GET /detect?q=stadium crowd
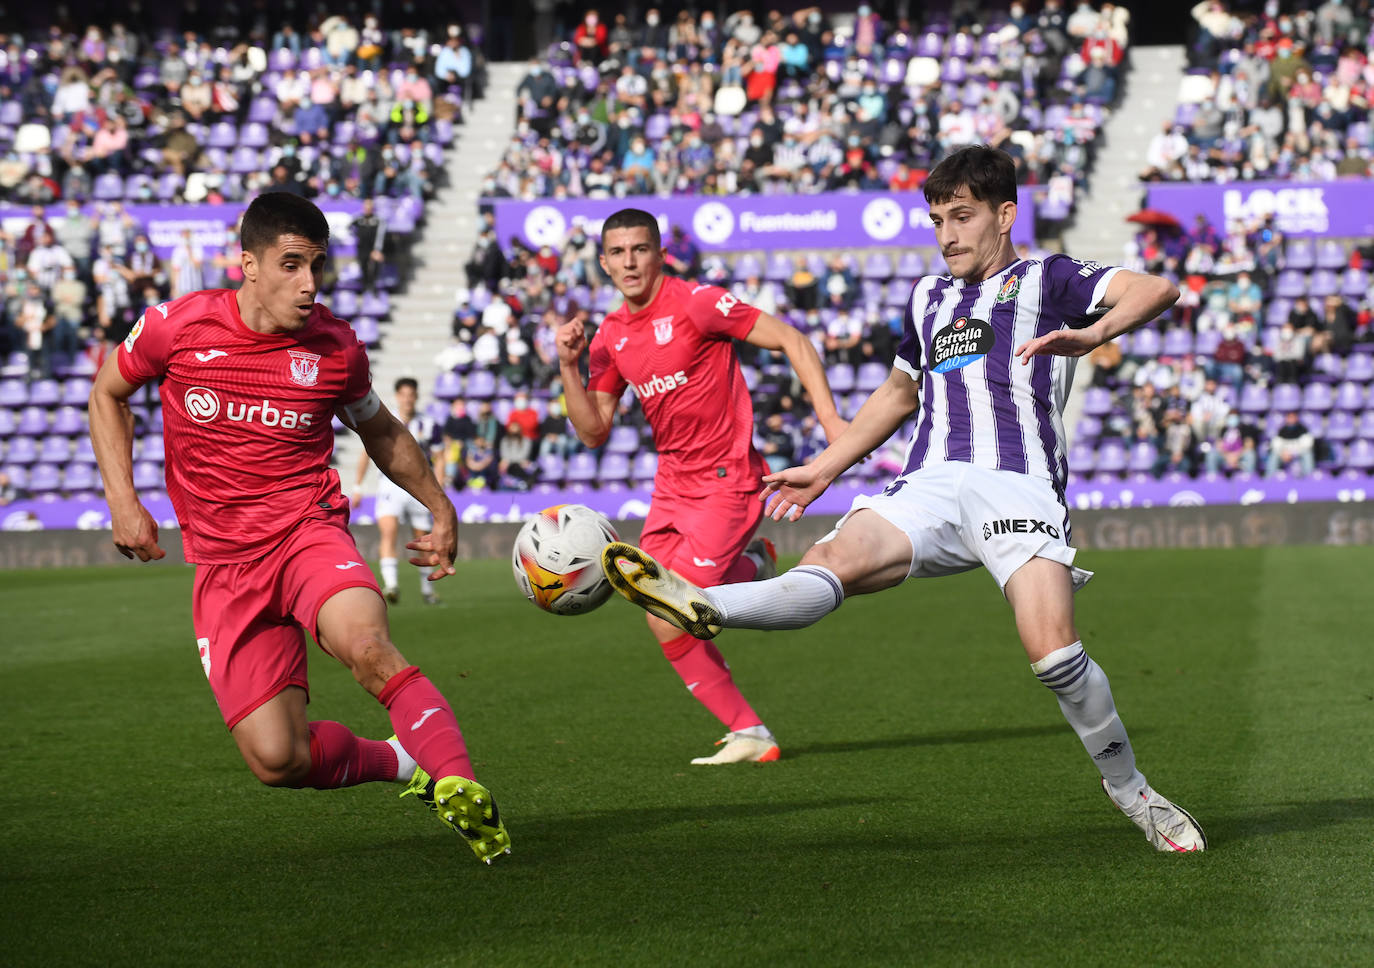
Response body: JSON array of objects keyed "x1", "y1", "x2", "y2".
[{"x1": 1142, "y1": 0, "x2": 1374, "y2": 181}]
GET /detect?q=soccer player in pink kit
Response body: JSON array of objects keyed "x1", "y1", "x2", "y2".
[
  {"x1": 556, "y1": 208, "x2": 848, "y2": 764},
  {"x1": 88, "y1": 193, "x2": 510, "y2": 863}
]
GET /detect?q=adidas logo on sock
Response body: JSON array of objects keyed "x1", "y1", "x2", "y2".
[{"x1": 1092, "y1": 740, "x2": 1126, "y2": 761}]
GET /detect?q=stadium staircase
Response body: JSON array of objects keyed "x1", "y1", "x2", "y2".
[
  {"x1": 1061, "y1": 45, "x2": 1187, "y2": 441},
  {"x1": 338, "y1": 62, "x2": 525, "y2": 486}
]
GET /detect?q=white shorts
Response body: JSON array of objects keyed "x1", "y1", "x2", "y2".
[
  {"x1": 829, "y1": 462, "x2": 1083, "y2": 592},
  {"x1": 374, "y1": 476, "x2": 433, "y2": 530}
]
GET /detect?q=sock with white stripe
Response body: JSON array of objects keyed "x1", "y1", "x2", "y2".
[
  {"x1": 705, "y1": 565, "x2": 845, "y2": 630},
  {"x1": 1031, "y1": 641, "x2": 1146, "y2": 800}
]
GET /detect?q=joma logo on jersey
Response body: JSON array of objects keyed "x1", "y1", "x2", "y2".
[
  {"x1": 982, "y1": 518, "x2": 1060, "y2": 540},
  {"x1": 634, "y1": 370, "x2": 688, "y2": 399},
  {"x1": 931, "y1": 317, "x2": 994, "y2": 373}
]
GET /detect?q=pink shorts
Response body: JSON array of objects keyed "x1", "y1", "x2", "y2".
[
  {"x1": 191, "y1": 513, "x2": 381, "y2": 729},
  {"x1": 640, "y1": 488, "x2": 763, "y2": 586}
]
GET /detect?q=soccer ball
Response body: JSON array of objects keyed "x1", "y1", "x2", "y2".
[{"x1": 512, "y1": 504, "x2": 620, "y2": 615}]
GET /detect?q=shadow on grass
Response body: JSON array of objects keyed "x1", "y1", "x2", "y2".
[
  {"x1": 786, "y1": 723, "x2": 1087, "y2": 757},
  {"x1": 1206, "y1": 797, "x2": 1374, "y2": 844}
]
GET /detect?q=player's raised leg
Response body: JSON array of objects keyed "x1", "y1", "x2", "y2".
[
  {"x1": 316, "y1": 586, "x2": 510, "y2": 862},
  {"x1": 1005, "y1": 558, "x2": 1205, "y2": 853}
]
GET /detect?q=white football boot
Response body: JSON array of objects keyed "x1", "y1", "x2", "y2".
[
  {"x1": 601, "y1": 542, "x2": 723, "y2": 639},
  {"x1": 1102, "y1": 778, "x2": 1207, "y2": 852},
  {"x1": 691, "y1": 730, "x2": 782, "y2": 765}
]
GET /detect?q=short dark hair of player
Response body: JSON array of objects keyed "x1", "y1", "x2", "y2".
[
  {"x1": 239, "y1": 192, "x2": 331, "y2": 256},
  {"x1": 600, "y1": 208, "x2": 661, "y2": 250},
  {"x1": 922, "y1": 146, "x2": 1017, "y2": 209},
  {"x1": 394, "y1": 377, "x2": 418, "y2": 393}
]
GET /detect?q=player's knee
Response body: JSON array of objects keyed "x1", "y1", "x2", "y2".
[
  {"x1": 244, "y1": 741, "x2": 311, "y2": 787},
  {"x1": 333, "y1": 629, "x2": 408, "y2": 691}
]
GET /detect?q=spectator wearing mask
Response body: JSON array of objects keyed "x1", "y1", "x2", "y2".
[{"x1": 1265, "y1": 411, "x2": 1315, "y2": 477}]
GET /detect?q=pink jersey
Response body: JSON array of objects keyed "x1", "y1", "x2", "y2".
[
  {"x1": 117, "y1": 289, "x2": 372, "y2": 564},
  {"x1": 588, "y1": 275, "x2": 764, "y2": 497}
]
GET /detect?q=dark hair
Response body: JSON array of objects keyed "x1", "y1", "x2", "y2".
[
  {"x1": 922, "y1": 146, "x2": 1018, "y2": 209},
  {"x1": 239, "y1": 192, "x2": 330, "y2": 256},
  {"x1": 394, "y1": 377, "x2": 419, "y2": 393},
  {"x1": 600, "y1": 208, "x2": 661, "y2": 250}
]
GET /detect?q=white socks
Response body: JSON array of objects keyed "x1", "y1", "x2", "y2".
[
  {"x1": 705, "y1": 565, "x2": 845, "y2": 630},
  {"x1": 379, "y1": 557, "x2": 398, "y2": 589},
  {"x1": 1032, "y1": 641, "x2": 1146, "y2": 801},
  {"x1": 387, "y1": 737, "x2": 418, "y2": 782}
]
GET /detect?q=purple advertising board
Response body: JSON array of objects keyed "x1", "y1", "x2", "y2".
[
  {"x1": 1141, "y1": 179, "x2": 1374, "y2": 238},
  {"x1": 6, "y1": 471, "x2": 1372, "y2": 532},
  {"x1": 0, "y1": 200, "x2": 368, "y2": 259},
  {"x1": 486, "y1": 188, "x2": 1037, "y2": 254}
]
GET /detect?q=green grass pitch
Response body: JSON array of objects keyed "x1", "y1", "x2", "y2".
[{"x1": 2, "y1": 545, "x2": 1373, "y2": 967}]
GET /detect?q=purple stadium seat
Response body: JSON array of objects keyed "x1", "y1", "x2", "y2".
[
  {"x1": 5, "y1": 436, "x2": 38, "y2": 464},
  {"x1": 1075, "y1": 416, "x2": 1103, "y2": 441},
  {"x1": 16, "y1": 407, "x2": 48, "y2": 436},
  {"x1": 60, "y1": 379, "x2": 90, "y2": 407},
  {"x1": 1347, "y1": 438, "x2": 1374, "y2": 471},
  {"x1": 230, "y1": 146, "x2": 262, "y2": 174},
  {"x1": 1334, "y1": 381, "x2": 1366, "y2": 411},
  {"x1": 27, "y1": 463, "x2": 61, "y2": 493},
  {"x1": 1081, "y1": 387, "x2": 1113, "y2": 417},
  {"x1": 240, "y1": 122, "x2": 270, "y2": 148},
  {"x1": 38, "y1": 436, "x2": 70, "y2": 463},
  {"x1": 0, "y1": 410, "x2": 14, "y2": 437},
  {"x1": 62, "y1": 462, "x2": 96, "y2": 492},
  {"x1": 894, "y1": 251, "x2": 925, "y2": 280},
  {"x1": 1195, "y1": 329, "x2": 1221, "y2": 357},
  {"x1": 828, "y1": 364, "x2": 856, "y2": 393},
  {"x1": 856, "y1": 362, "x2": 888, "y2": 393},
  {"x1": 605, "y1": 425, "x2": 641, "y2": 454},
  {"x1": 207, "y1": 121, "x2": 238, "y2": 148},
  {"x1": 27, "y1": 379, "x2": 60, "y2": 407},
  {"x1": 1326, "y1": 410, "x2": 1357, "y2": 442},
  {"x1": 632, "y1": 451, "x2": 659, "y2": 484},
  {"x1": 465, "y1": 370, "x2": 496, "y2": 399},
  {"x1": 1238, "y1": 383, "x2": 1270, "y2": 415},
  {"x1": 1094, "y1": 440, "x2": 1127, "y2": 476},
  {"x1": 599, "y1": 453, "x2": 631, "y2": 482},
  {"x1": 137, "y1": 434, "x2": 165, "y2": 462},
  {"x1": 1341, "y1": 268, "x2": 1369, "y2": 298},
  {"x1": 563, "y1": 452, "x2": 599, "y2": 483},
  {"x1": 1302, "y1": 382, "x2": 1334, "y2": 412},
  {"x1": 1161, "y1": 328, "x2": 1194, "y2": 357},
  {"x1": 247, "y1": 96, "x2": 277, "y2": 124},
  {"x1": 765, "y1": 252, "x2": 793, "y2": 282},
  {"x1": 123, "y1": 174, "x2": 153, "y2": 200},
  {"x1": 1271, "y1": 383, "x2": 1302, "y2": 412},
  {"x1": 1346, "y1": 353, "x2": 1374, "y2": 382},
  {"x1": 1315, "y1": 239, "x2": 1348, "y2": 270},
  {"x1": 1127, "y1": 441, "x2": 1157, "y2": 474},
  {"x1": 1307, "y1": 270, "x2": 1339, "y2": 299},
  {"x1": 1273, "y1": 270, "x2": 1307, "y2": 299},
  {"x1": 861, "y1": 252, "x2": 894, "y2": 279},
  {"x1": 71, "y1": 436, "x2": 97, "y2": 463},
  {"x1": 433, "y1": 370, "x2": 463, "y2": 400},
  {"x1": 360, "y1": 291, "x2": 390, "y2": 318},
  {"x1": 352, "y1": 316, "x2": 380, "y2": 346},
  {"x1": 1068, "y1": 441, "x2": 1096, "y2": 474},
  {"x1": 132, "y1": 461, "x2": 163, "y2": 491},
  {"x1": 93, "y1": 172, "x2": 124, "y2": 200},
  {"x1": 331, "y1": 290, "x2": 360, "y2": 317},
  {"x1": 537, "y1": 453, "x2": 565, "y2": 483},
  {"x1": 1265, "y1": 298, "x2": 1292, "y2": 328}
]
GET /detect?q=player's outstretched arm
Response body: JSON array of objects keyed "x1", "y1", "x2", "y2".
[
  {"x1": 555, "y1": 317, "x2": 619, "y2": 448},
  {"x1": 743, "y1": 312, "x2": 849, "y2": 442},
  {"x1": 353, "y1": 406, "x2": 458, "y2": 580},
  {"x1": 89, "y1": 355, "x2": 165, "y2": 561},
  {"x1": 1016, "y1": 269, "x2": 1179, "y2": 364},
  {"x1": 762, "y1": 367, "x2": 922, "y2": 521}
]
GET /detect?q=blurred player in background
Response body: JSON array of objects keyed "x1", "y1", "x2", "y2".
[
  {"x1": 557, "y1": 207, "x2": 848, "y2": 764},
  {"x1": 88, "y1": 192, "x2": 509, "y2": 862},
  {"x1": 352, "y1": 376, "x2": 445, "y2": 605},
  {"x1": 603, "y1": 147, "x2": 1206, "y2": 851}
]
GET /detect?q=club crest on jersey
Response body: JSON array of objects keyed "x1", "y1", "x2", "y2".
[
  {"x1": 931, "y1": 316, "x2": 995, "y2": 373},
  {"x1": 288, "y1": 350, "x2": 321, "y2": 387},
  {"x1": 995, "y1": 274, "x2": 1020, "y2": 303},
  {"x1": 652, "y1": 315, "x2": 674, "y2": 345}
]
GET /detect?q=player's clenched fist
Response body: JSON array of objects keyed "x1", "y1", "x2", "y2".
[{"x1": 555, "y1": 318, "x2": 588, "y2": 364}]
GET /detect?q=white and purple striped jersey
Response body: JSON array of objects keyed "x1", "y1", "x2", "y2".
[{"x1": 895, "y1": 254, "x2": 1120, "y2": 487}]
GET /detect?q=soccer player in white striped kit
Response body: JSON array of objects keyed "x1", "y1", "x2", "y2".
[{"x1": 603, "y1": 145, "x2": 1206, "y2": 852}]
